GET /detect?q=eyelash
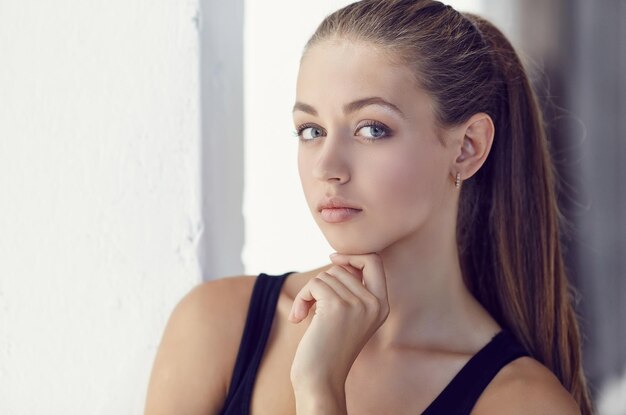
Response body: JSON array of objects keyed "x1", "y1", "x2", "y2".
[{"x1": 292, "y1": 121, "x2": 392, "y2": 143}]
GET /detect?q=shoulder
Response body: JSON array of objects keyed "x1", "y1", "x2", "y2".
[
  {"x1": 185, "y1": 274, "x2": 258, "y2": 315},
  {"x1": 472, "y1": 356, "x2": 581, "y2": 415},
  {"x1": 167, "y1": 274, "x2": 259, "y2": 353},
  {"x1": 144, "y1": 274, "x2": 257, "y2": 414}
]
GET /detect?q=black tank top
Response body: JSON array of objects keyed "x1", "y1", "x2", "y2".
[{"x1": 219, "y1": 272, "x2": 530, "y2": 415}]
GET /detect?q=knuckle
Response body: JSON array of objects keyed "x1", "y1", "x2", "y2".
[
  {"x1": 370, "y1": 300, "x2": 382, "y2": 315},
  {"x1": 328, "y1": 298, "x2": 348, "y2": 313},
  {"x1": 349, "y1": 297, "x2": 366, "y2": 312},
  {"x1": 380, "y1": 302, "x2": 390, "y2": 318},
  {"x1": 364, "y1": 296, "x2": 381, "y2": 313},
  {"x1": 346, "y1": 295, "x2": 360, "y2": 305}
]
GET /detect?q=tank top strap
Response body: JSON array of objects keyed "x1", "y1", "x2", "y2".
[
  {"x1": 421, "y1": 329, "x2": 530, "y2": 415},
  {"x1": 220, "y1": 271, "x2": 296, "y2": 415}
]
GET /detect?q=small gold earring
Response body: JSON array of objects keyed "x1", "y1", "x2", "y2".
[{"x1": 455, "y1": 172, "x2": 462, "y2": 188}]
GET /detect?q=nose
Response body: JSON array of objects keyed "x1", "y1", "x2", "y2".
[{"x1": 311, "y1": 134, "x2": 351, "y2": 184}]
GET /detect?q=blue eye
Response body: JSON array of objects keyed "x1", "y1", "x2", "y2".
[
  {"x1": 357, "y1": 121, "x2": 390, "y2": 141},
  {"x1": 293, "y1": 123, "x2": 324, "y2": 141}
]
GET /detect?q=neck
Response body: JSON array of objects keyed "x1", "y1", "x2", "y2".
[{"x1": 361, "y1": 199, "x2": 499, "y2": 352}]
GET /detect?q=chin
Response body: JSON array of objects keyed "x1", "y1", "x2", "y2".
[
  {"x1": 314, "y1": 215, "x2": 399, "y2": 254},
  {"x1": 322, "y1": 225, "x2": 408, "y2": 256},
  {"x1": 329, "y1": 243, "x2": 373, "y2": 255},
  {"x1": 324, "y1": 234, "x2": 384, "y2": 255}
]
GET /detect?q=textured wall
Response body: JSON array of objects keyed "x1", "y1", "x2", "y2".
[{"x1": 0, "y1": 0, "x2": 202, "y2": 413}]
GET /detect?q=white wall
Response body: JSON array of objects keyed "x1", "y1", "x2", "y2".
[{"x1": 0, "y1": 0, "x2": 202, "y2": 413}]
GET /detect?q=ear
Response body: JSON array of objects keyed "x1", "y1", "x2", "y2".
[{"x1": 451, "y1": 112, "x2": 494, "y2": 183}]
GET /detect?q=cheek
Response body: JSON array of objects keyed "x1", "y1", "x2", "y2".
[{"x1": 366, "y1": 149, "x2": 440, "y2": 211}]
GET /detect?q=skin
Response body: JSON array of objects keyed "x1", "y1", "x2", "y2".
[{"x1": 143, "y1": 38, "x2": 581, "y2": 415}]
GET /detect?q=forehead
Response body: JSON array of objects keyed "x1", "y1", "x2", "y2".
[{"x1": 295, "y1": 40, "x2": 433, "y2": 120}]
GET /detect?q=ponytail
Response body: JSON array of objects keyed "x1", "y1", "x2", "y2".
[{"x1": 458, "y1": 13, "x2": 595, "y2": 415}]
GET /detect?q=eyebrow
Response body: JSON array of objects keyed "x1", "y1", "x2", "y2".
[{"x1": 292, "y1": 96, "x2": 406, "y2": 119}]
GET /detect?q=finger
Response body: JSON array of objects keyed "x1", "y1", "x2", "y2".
[
  {"x1": 325, "y1": 265, "x2": 375, "y2": 301},
  {"x1": 315, "y1": 271, "x2": 360, "y2": 304},
  {"x1": 328, "y1": 253, "x2": 388, "y2": 304},
  {"x1": 328, "y1": 259, "x2": 361, "y2": 280},
  {"x1": 289, "y1": 276, "x2": 335, "y2": 323},
  {"x1": 288, "y1": 298, "x2": 315, "y2": 323}
]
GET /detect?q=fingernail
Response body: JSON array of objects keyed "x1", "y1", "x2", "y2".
[{"x1": 329, "y1": 253, "x2": 338, "y2": 258}]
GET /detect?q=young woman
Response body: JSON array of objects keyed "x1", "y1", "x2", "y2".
[{"x1": 144, "y1": 1, "x2": 594, "y2": 414}]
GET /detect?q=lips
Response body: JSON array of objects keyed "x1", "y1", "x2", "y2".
[
  {"x1": 317, "y1": 196, "x2": 362, "y2": 211},
  {"x1": 320, "y1": 207, "x2": 362, "y2": 223},
  {"x1": 317, "y1": 196, "x2": 363, "y2": 223}
]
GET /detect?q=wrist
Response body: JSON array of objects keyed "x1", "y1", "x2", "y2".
[{"x1": 294, "y1": 386, "x2": 347, "y2": 415}]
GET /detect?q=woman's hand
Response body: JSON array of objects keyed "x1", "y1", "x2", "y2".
[{"x1": 287, "y1": 252, "x2": 389, "y2": 409}]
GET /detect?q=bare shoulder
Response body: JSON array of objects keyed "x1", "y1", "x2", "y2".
[
  {"x1": 144, "y1": 274, "x2": 257, "y2": 415},
  {"x1": 472, "y1": 356, "x2": 581, "y2": 415}
]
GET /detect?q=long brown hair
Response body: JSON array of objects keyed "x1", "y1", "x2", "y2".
[{"x1": 303, "y1": 1, "x2": 594, "y2": 413}]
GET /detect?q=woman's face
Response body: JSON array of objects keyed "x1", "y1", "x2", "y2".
[{"x1": 293, "y1": 40, "x2": 454, "y2": 254}]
